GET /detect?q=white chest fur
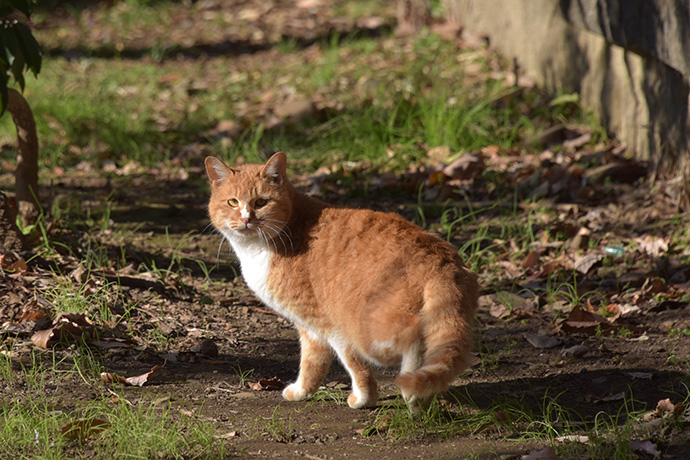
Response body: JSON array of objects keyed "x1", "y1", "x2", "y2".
[
  {"x1": 229, "y1": 240, "x2": 275, "y2": 306},
  {"x1": 227, "y1": 237, "x2": 307, "y2": 330}
]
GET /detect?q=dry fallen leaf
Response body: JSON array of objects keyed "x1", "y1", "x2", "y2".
[
  {"x1": 489, "y1": 303, "x2": 511, "y2": 319},
  {"x1": 1, "y1": 256, "x2": 28, "y2": 274},
  {"x1": 126, "y1": 362, "x2": 166, "y2": 386},
  {"x1": 654, "y1": 398, "x2": 684, "y2": 419},
  {"x1": 442, "y1": 153, "x2": 484, "y2": 181},
  {"x1": 31, "y1": 328, "x2": 61, "y2": 349},
  {"x1": 555, "y1": 434, "x2": 589, "y2": 443},
  {"x1": 561, "y1": 344, "x2": 588, "y2": 359},
  {"x1": 101, "y1": 361, "x2": 166, "y2": 387},
  {"x1": 100, "y1": 372, "x2": 130, "y2": 386},
  {"x1": 573, "y1": 252, "x2": 605, "y2": 274},
  {"x1": 17, "y1": 300, "x2": 50, "y2": 322},
  {"x1": 31, "y1": 313, "x2": 94, "y2": 349},
  {"x1": 656, "y1": 398, "x2": 674, "y2": 414},
  {"x1": 630, "y1": 440, "x2": 659, "y2": 456},
  {"x1": 643, "y1": 277, "x2": 666, "y2": 295},
  {"x1": 635, "y1": 236, "x2": 668, "y2": 257},
  {"x1": 556, "y1": 305, "x2": 614, "y2": 336},
  {"x1": 604, "y1": 303, "x2": 640, "y2": 317},
  {"x1": 523, "y1": 250, "x2": 542, "y2": 269},
  {"x1": 248, "y1": 377, "x2": 285, "y2": 391}
]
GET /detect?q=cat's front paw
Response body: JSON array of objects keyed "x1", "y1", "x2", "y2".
[
  {"x1": 282, "y1": 382, "x2": 311, "y2": 402},
  {"x1": 347, "y1": 389, "x2": 378, "y2": 409}
]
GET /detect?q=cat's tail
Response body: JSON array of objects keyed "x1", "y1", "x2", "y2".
[{"x1": 396, "y1": 269, "x2": 478, "y2": 404}]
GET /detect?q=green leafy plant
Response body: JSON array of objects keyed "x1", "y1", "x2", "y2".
[
  {"x1": 233, "y1": 366, "x2": 255, "y2": 387},
  {"x1": 0, "y1": 0, "x2": 41, "y2": 112}
]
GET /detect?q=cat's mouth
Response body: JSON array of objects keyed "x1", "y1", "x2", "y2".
[{"x1": 234, "y1": 222, "x2": 256, "y2": 232}]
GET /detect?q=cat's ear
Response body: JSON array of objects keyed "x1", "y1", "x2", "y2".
[
  {"x1": 261, "y1": 152, "x2": 287, "y2": 185},
  {"x1": 205, "y1": 156, "x2": 236, "y2": 188}
]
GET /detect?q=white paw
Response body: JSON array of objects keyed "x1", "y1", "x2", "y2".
[
  {"x1": 347, "y1": 387, "x2": 377, "y2": 409},
  {"x1": 347, "y1": 392, "x2": 368, "y2": 409},
  {"x1": 282, "y1": 382, "x2": 310, "y2": 402}
]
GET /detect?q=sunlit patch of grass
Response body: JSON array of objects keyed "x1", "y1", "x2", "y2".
[
  {"x1": 0, "y1": 395, "x2": 228, "y2": 460},
  {"x1": 0, "y1": 401, "x2": 68, "y2": 460},
  {"x1": 43, "y1": 277, "x2": 125, "y2": 323},
  {"x1": 309, "y1": 33, "x2": 342, "y2": 89},
  {"x1": 0, "y1": 24, "x2": 558, "y2": 176},
  {"x1": 0, "y1": 346, "x2": 228, "y2": 459},
  {"x1": 294, "y1": 83, "x2": 532, "y2": 170},
  {"x1": 5, "y1": 334, "x2": 106, "y2": 390},
  {"x1": 0, "y1": 58, "x2": 203, "y2": 168}
]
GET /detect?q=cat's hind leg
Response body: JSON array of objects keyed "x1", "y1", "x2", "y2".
[
  {"x1": 399, "y1": 340, "x2": 425, "y2": 410},
  {"x1": 329, "y1": 341, "x2": 378, "y2": 409},
  {"x1": 282, "y1": 328, "x2": 334, "y2": 402}
]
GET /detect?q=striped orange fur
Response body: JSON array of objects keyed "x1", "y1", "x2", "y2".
[{"x1": 205, "y1": 152, "x2": 478, "y2": 409}]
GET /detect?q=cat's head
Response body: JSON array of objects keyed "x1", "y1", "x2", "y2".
[{"x1": 205, "y1": 152, "x2": 293, "y2": 245}]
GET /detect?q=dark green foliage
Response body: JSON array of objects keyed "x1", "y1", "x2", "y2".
[{"x1": 0, "y1": 0, "x2": 41, "y2": 113}]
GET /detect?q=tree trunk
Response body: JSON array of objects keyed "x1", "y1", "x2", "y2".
[{"x1": 7, "y1": 88, "x2": 39, "y2": 226}]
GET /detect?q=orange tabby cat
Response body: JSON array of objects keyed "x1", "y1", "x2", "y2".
[{"x1": 205, "y1": 152, "x2": 478, "y2": 409}]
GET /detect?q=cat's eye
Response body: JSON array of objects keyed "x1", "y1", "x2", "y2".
[
  {"x1": 227, "y1": 198, "x2": 239, "y2": 208},
  {"x1": 255, "y1": 198, "x2": 269, "y2": 208}
]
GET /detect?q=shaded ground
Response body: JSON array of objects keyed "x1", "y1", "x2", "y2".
[
  {"x1": 3, "y1": 154, "x2": 690, "y2": 459},
  {"x1": 2, "y1": 1, "x2": 690, "y2": 459}
]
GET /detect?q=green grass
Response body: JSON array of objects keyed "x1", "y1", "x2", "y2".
[
  {"x1": 233, "y1": 366, "x2": 255, "y2": 388},
  {"x1": 258, "y1": 405, "x2": 295, "y2": 443},
  {"x1": 358, "y1": 389, "x2": 680, "y2": 460},
  {"x1": 0, "y1": 395, "x2": 227, "y2": 460},
  {"x1": 1, "y1": 24, "x2": 579, "y2": 174},
  {"x1": 0, "y1": 346, "x2": 227, "y2": 459},
  {"x1": 2, "y1": 2, "x2": 688, "y2": 459},
  {"x1": 361, "y1": 393, "x2": 531, "y2": 440}
]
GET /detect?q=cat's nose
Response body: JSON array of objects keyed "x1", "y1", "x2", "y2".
[{"x1": 241, "y1": 216, "x2": 251, "y2": 225}]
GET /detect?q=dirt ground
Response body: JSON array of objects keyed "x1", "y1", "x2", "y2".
[
  {"x1": 2, "y1": 1, "x2": 690, "y2": 459},
  {"x1": 3, "y1": 161, "x2": 690, "y2": 459}
]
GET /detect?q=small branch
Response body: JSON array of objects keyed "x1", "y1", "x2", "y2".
[{"x1": 7, "y1": 88, "x2": 39, "y2": 226}]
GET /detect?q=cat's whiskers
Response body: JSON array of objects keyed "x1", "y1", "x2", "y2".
[
  {"x1": 257, "y1": 227, "x2": 270, "y2": 252},
  {"x1": 261, "y1": 222, "x2": 294, "y2": 255},
  {"x1": 201, "y1": 222, "x2": 216, "y2": 235},
  {"x1": 215, "y1": 232, "x2": 226, "y2": 265},
  {"x1": 262, "y1": 217, "x2": 288, "y2": 226},
  {"x1": 257, "y1": 227, "x2": 278, "y2": 253},
  {"x1": 263, "y1": 218, "x2": 294, "y2": 239},
  {"x1": 261, "y1": 222, "x2": 295, "y2": 255}
]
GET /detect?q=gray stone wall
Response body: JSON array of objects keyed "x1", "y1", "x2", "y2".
[{"x1": 448, "y1": 0, "x2": 690, "y2": 183}]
